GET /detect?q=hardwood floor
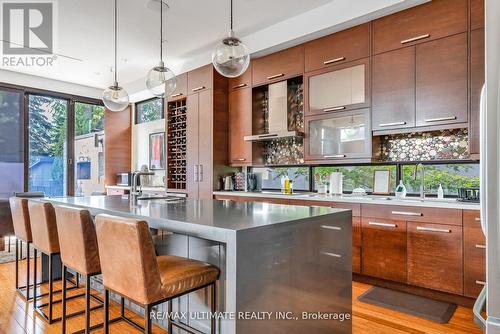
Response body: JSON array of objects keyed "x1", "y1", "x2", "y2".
[{"x1": 0, "y1": 258, "x2": 483, "y2": 333}]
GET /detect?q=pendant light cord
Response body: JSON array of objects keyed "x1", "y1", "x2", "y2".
[
  {"x1": 114, "y1": 0, "x2": 118, "y2": 84},
  {"x1": 160, "y1": 0, "x2": 163, "y2": 62},
  {"x1": 230, "y1": 0, "x2": 233, "y2": 31}
]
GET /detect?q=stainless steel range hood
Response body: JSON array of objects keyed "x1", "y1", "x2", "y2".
[{"x1": 244, "y1": 81, "x2": 302, "y2": 142}]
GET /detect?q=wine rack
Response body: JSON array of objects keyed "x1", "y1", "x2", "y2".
[{"x1": 166, "y1": 99, "x2": 187, "y2": 191}]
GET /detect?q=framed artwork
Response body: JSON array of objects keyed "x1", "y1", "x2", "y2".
[
  {"x1": 149, "y1": 132, "x2": 165, "y2": 170},
  {"x1": 373, "y1": 170, "x2": 391, "y2": 195}
]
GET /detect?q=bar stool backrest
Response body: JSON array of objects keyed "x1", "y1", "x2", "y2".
[
  {"x1": 95, "y1": 214, "x2": 163, "y2": 305},
  {"x1": 28, "y1": 201, "x2": 60, "y2": 255},
  {"x1": 9, "y1": 197, "x2": 32, "y2": 242},
  {"x1": 55, "y1": 205, "x2": 101, "y2": 275}
]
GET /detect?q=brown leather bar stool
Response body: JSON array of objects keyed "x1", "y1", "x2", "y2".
[
  {"x1": 28, "y1": 201, "x2": 84, "y2": 324},
  {"x1": 95, "y1": 214, "x2": 220, "y2": 334}
]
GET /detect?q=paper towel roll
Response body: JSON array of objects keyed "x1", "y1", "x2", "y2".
[{"x1": 329, "y1": 172, "x2": 343, "y2": 195}]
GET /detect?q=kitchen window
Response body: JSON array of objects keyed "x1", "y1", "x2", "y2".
[
  {"x1": 135, "y1": 98, "x2": 164, "y2": 124},
  {"x1": 250, "y1": 167, "x2": 310, "y2": 191}
]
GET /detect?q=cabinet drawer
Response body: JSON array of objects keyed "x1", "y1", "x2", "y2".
[
  {"x1": 407, "y1": 222, "x2": 463, "y2": 294},
  {"x1": 372, "y1": 0, "x2": 467, "y2": 54},
  {"x1": 305, "y1": 58, "x2": 369, "y2": 116},
  {"x1": 464, "y1": 210, "x2": 485, "y2": 298},
  {"x1": 361, "y1": 218, "x2": 407, "y2": 283},
  {"x1": 332, "y1": 202, "x2": 361, "y2": 217},
  {"x1": 167, "y1": 72, "x2": 187, "y2": 101},
  {"x1": 229, "y1": 63, "x2": 252, "y2": 91},
  {"x1": 361, "y1": 204, "x2": 462, "y2": 226},
  {"x1": 188, "y1": 65, "x2": 212, "y2": 93},
  {"x1": 252, "y1": 45, "x2": 304, "y2": 86},
  {"x1": 353, "y1": 246, "x2": 361, "y2": 274},
  {"x1": 304, "y1": 23, "x2": 370, "y2": 72}
]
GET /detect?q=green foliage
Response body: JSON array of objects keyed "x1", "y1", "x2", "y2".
[
  {"x1": 137, "y1": 98, "x2": 163, "y2": 123},
  {"x1": 314, "y1": 165, "x2": 396, "y2": 191},
  {"x1": 75, "y1": 102, "x2": 104, "y2": 136},
  {"x1": 272, "y1": 167, "x2": 309, "y2": 182},
  {"x1": 28, "y1": 95, "x2": 53, "y2": 156}
]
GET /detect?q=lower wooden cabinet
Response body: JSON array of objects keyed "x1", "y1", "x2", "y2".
[
  {"x1": 361, "y1": 218, "x2": 407, "y2": 283},
  {"x1": 407, "y1": 222, "x2": 463, "y2": 294},
  {"x1": 352, "y1": 217, "x2": 361, "y2": 274},
  {"x1": 464, "y1": 210, "x2": 486, "y2": 297}
]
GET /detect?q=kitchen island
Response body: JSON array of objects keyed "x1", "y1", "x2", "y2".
[{"x1": 45, "y1": 195, "x2": 352, "y2": 334}]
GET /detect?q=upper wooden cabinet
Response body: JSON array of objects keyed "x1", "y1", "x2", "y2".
[
  {"x1": 305, "y1": 58, "x2": 369, "y2": 116},
  {"x1": 229, "y1": 63, "x2": 252, "y2": 91},
  {"x1": 304, "y1": 23, "x2": 370, "y2": 72},
  {"x1": 372, "y1": 47, "x2": 415, "y2": 131},
  {"x1": 167, "y1": 72, "x2": 187, "y2": 101},
  {"x1": 252, "y1": 45, "x2": 304, "y2": 86},
  {"x1": 187, "y1": 65, "x2": 213, "y2": 94},
  {"x1": 228, "y1": 88, "x2": 253, "y2": 166},
  {"x1": 372, "y1": 0, "x2": 468, "y2": 55},
  {"x1": 416, "y1": 33, "x2": 468, "y2": 127},
  {"x1": 470, "y1": 29, "x2": 485, "y2": 157},
  {"x1": 470, "y1": 0, "x2": 485, "y2": 30}
]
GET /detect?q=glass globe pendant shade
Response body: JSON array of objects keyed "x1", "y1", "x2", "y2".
[
  {"x1": 102, "y1": 83, "x2": 129, "y2": 112},
  {"x1": 146, "y1": 61, "x2": 177, "y2": 97},
  {"x1": 212, "y1": 32, "x2": 250, "y2": 78}
]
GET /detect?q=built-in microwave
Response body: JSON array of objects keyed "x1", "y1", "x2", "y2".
[{"x1": 116, "y1": 172, "x2": 138, "y2": 186}]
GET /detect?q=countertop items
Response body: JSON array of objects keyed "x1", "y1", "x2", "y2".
[
  {"x1": 105, "y1": 185, "x2": 165, "y2": 192},
  {"x1": 213, "y1": 191, "x2": 480, "y2": 210}
]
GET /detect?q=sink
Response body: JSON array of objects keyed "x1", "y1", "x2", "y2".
[{"x1": 137, "y1": 195, "x2": 184, "y2": 201}]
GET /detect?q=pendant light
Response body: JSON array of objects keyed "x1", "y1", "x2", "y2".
[
  {"x1": 146, "y1": 0, "x2": 176, "y2": 97},
  {"x1": 102, "y1": 0, "x2": 129, "y2": 112},
  {"x1": 212, "y1": 0, "x2": 250, "y2": 78}
]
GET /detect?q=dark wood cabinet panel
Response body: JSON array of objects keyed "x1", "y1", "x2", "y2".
[
  {"x1": 416, "y1": 33, "x2": 468, "y2": 127},
  {"x1": 187, "y1": 65, "x2": 213, "y2": 93},
  {"x1": 470, "y1": 0, "x2": 485, "y2": 30},
  {"x1": 361, "y1": 204, "x2": 463, "y2": 226},
  {"x1": 167, "y1": 72, "x2": 187, "y2": 101},
  {"x1": 197, "y1": 90, "x2": 214, "y2": 199},
  {"x1": 104, "y1": 107, "x2": 131, "y2": 187},
  {"x1": 372, "y1": 0, "x2": 468, "y2": 54},
  {"x1": 229, "y1": 88, "x2": 252, "y2": 166},
  {"x1": 464, "y1": 210, "x2": 486, "y2": 298},
  {"x1": 407, "y1": 222, "x2": 463, "y2": 294},
  {"x1": 361, "y1": 218, "x2": 407, "y2": 283},
  {"x1": 304, "y1": 23, "x2": 370, "y2": 72},
  {"x1": 470, "y1": 29, "x2": 485, "y2": 157},
  {"x1": 372, "y1": 47, "x2": 416, "y2": 132},
  {"x1": 229, "y1": 64, "x2": 252, "y2": 91},
  {"x1": 252, "y1": 45, "x2": 304, "y2": 86},
  {"x1": 186, "y1": 94, "x2": 200, "y2": 198}
]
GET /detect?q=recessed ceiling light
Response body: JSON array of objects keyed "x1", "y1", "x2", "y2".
[{"x1": 146, "y1": 0, "x2": 169, "y2": 12}]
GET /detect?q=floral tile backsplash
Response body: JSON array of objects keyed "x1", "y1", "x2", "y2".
[
  {"x1": 380, "y1": 129, "x2": 469, "y2": 161},
  {"x1": 263, "y1": 137, "x2": 304, "y2": 165}
]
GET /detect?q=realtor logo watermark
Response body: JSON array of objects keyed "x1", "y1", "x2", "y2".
[{"x1": 1, "y1": 0, "x2": 55, "y2": 66}]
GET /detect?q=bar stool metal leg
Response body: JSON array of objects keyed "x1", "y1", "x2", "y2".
[
  {"x1": 104, "y1": 289, "x2": 109, "y2": 334},
  {"x1": 168, "y1": 300, "x2": 173, "y2": 334},
  {"x1": 62, "y1": 265, "x2": 67, "y2": 333},
  {"x1": 26, "y1": 242, "x2": 30, "y2": 300},
  {"x1": 211, "y1": 282, "x2": 217, "y2": 334},
  {"x1": 85, "y1": 275, "x2": 91, "y2": 334},
  {"x1": 145, "y1": 304, "x2": 152, "y2": 334}
]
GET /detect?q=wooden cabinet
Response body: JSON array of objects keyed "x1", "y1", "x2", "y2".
[
  {"x1": 229, "y1": 64, "x2": 252, "y2": 91},
  {"x1": 361, "y1": 218, "x2": 407, "y2": 283},
  {"x1": 416, "y1": 33, "x2": 468, "y2": 127},
  {"x1": 305, "y1": 109, "x2": 372, "y2": 162},
  {"x1": 470, "y1": 29, "x2": 485, "y2": 157},
  {"x1": 187, "y1": 65, "x2": 213, "y2": 94},
  {"x1": 252, "y1": 45, "x2": 304, "y2": 86},
  {"x1": 167, "y1": 72, "x2": 187, "y2": 101},
  {"x1": 229, "y1": 88, "x2": 252, "y2": 166},
  {"x1": 464, "y1": 210, "x2": 486, "y2": 298},
  {"x1": 362, "y1": 204, "x2": 463, "y2": 226},
  {"x1": 304, "y1": 23, "x2": 370, "y2": 72},
  {"x1": 305, "y1": 58, "x2": 369, "y2": 116},
  {"x1": 407, "y1": 222, "x2": 463, "y2": 294},
  {"x1": 372, "y1": 0, "x2": 468, "y2": 54},
  {"x1": 470, "y1": 0, "x2": 485, "y2": 30},
  {"x1": 372, "y1": 47, "x2": 415, "y2": 131}
]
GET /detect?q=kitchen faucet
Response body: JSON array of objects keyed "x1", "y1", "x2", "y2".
[
  {"x1": 413, "y1": 163, "x2": 426, "y2": 200},
  {"x1": 130, "y1": 171, "x2": 155, "y2": 202}
]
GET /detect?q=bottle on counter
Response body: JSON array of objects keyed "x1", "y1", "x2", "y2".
[
  {"x1": 437, "y1": 184, "x2": 444, "y2": 199},
  {"x1": 395, "y1": 180, "x2": 407, "y2": 198},
  {"x1": 284, "y1": 176, "x2": 292, "y2": 195}
]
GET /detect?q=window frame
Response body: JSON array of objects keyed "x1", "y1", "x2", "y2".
[{"x1": 135, "y1": 97, "x2": 165, "y2": 125}]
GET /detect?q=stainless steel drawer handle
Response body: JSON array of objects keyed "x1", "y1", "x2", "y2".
[
  {"x1": 379, "y1": 121, "x2": 407, "y2": 127},
  {"x1": 321, "y1": 225, "x2": 342, "y2": 231},
  {"x1": 475, "y1": 244, "x2": 486, "y2": 249},
  {"x1": 324, "y1": 154, "x2": 346, "y2": 159},
  {"x1": 170, "y1": 93, "x2": 183, "y2": 98},
  {"x1": 232, "y1": 83, "x2": 247, "y2": 89},
  {"x1": 323, "y1": 106, "x2": 346, "y2": 112},
  {"x1": 476, "y1": 280, "x2": 486, "y2": 286},
  {"x1": 416, "y1": 226, "x2": 451, "y2": 233},
  {"x1": 267, "y1": 73, "x2": 284, "y2": 80},
  {"x1": 258, "y1": 134, "x2": 278, "y2": 139},
  {"x1": 321, "y1": 251, "x2": 342, "y2": 258},
  {"x1": 368, "y1": 222, "x2": 397, "y2": 228},
  {"x1": 324, "y1": 57, "x2": 346, "y2": 65},
  {"x1": 192, "y1": 86, "x2": 206, "y2": 92},
  {"x1": 391, "y1": 211, "x2": 423, "y2": 216},
  {"x1": 401, "y1": 34, "x2": 431, "y2": 44},
  {"x1": 424, "y1": 116, "x2": 457, "y2": 123},
  {"x1": 232, "y1": 158, "x2": 247, "y2": 162},
  {"x1": 475, "y1": 217, "x2": 481, "y2": 222}
]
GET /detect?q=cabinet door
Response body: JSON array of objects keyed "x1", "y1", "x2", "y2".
[
  {"x1": 167, "y1": 72, "x2": 187, "y2": 101},
  {"x1": 304, "y1": 23, "x2": 370, "y2": 72},
  {"x1": 361, "y1": 218, "x2": 407, "y2": 282},
  {"x1": 198, "y1": 90, "x2": 213, "y2": 199},
  {"x1": 229, "y1": 88, "x2": 252, "y2": 166},
  {"x1": 305, "y1": 109, "x2": 372, "y2": 161},
  {"x1": 186, "y1": 94, "x2": 199, "y2": 198},
  {"x1": 470, "y1": 0, "x2": 485, "y2": 30},
  {"x1": 306, "y1": 58, "x2": 369, "y2": 115},
  {"x1": 372, "y1": 0, "x2": 467, "y2": 54},
  {"x1": 470, "y1": 29, "x2": 485, "y2": 156},
  {"x1": 416, "y1": 33, "x2": 468, "y2": 127},
  {"x1": 188, "y1": 65, "x2": 212, "y2": 94},
  {"x1": 372, "y1": 47, "x2": 416, "y2": 132},
  {"x1": 352, "y1": 217, "x2": 361, "y2": 274},
  {"x1": 464, "y1": 210, "x2": 486, "y2": 298},
  {"x1": 252, "y1": 45, "x2": 304, "y2": 86},
  {"x1": 229, "y1": 63, "x2": 252, "y2": 91},
  {"x1": 407, "y1": 222, "x2": 463, "y2": 294}
]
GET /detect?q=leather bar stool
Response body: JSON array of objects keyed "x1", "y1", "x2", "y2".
[
  {"x1": 95, "y1": 214, "x2": 220, "y2": 334},
  {"x1": 28, "y1": 201, "x2": 84, "y2": 324}
]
